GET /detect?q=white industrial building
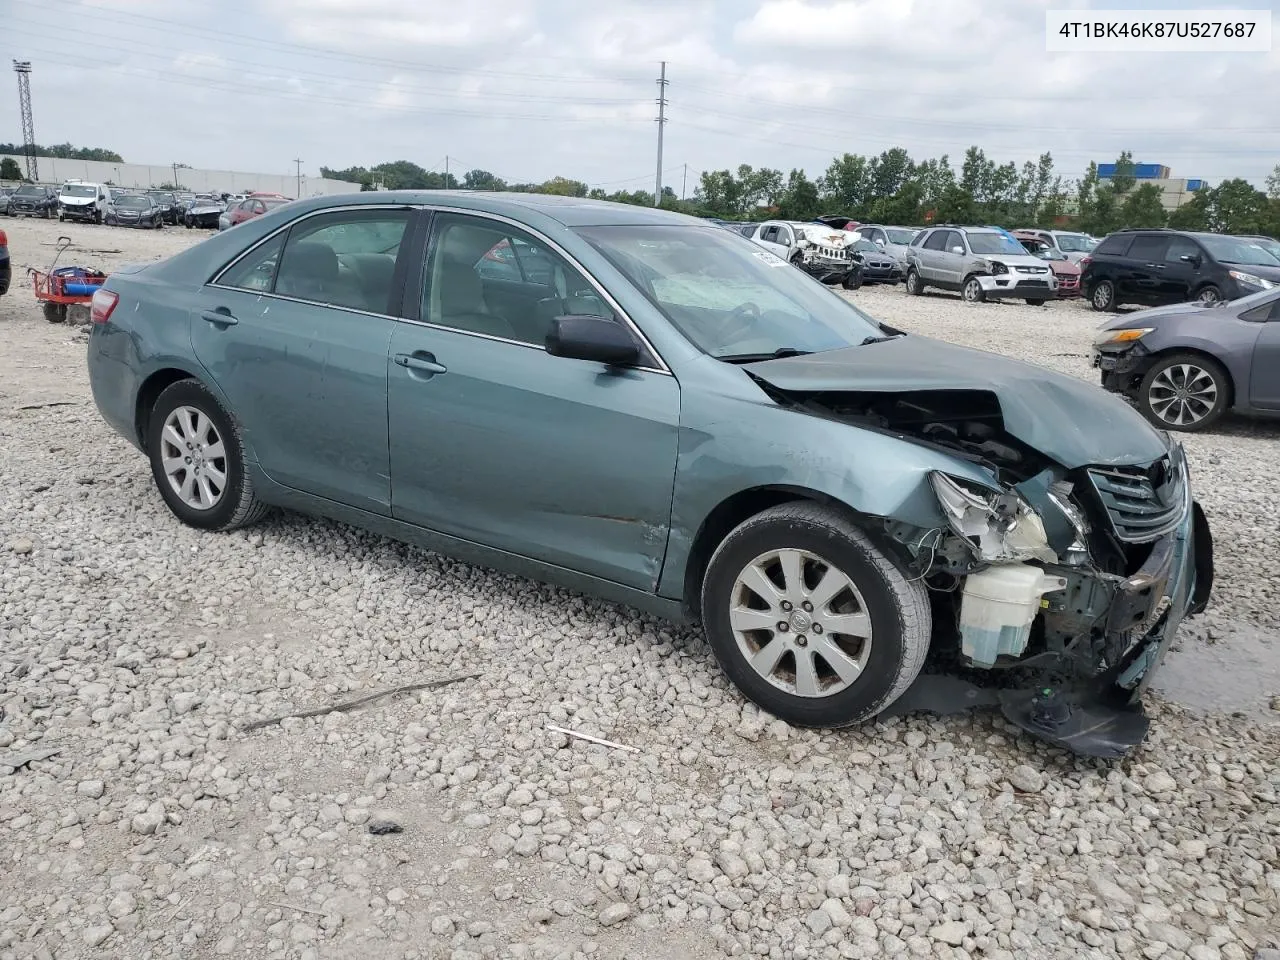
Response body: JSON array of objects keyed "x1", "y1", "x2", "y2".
[{"x1": 1, "y1": 155, "x2": 360, "y2": 197}]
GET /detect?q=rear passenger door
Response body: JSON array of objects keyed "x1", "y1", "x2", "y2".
[
  {"x1": 917, "y1": 229, "x2": 948, "y2": 281},
  {"x1": 192, "y1": 205, "x2": 415, "y2": 514},
  {"x1": 935, "y1": 230, "x2": 966, "y2": 288},
  {"x1": 1118, "y1": 233, "x2": 1171, "y2": 305}
]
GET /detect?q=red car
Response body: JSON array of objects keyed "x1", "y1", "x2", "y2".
[
  {"x1": 1015, "y1": 233, "x2": 1083, "y2": 298},
  {"x1": 227, "y1": 193, "x2": 291, "y2": 227}
]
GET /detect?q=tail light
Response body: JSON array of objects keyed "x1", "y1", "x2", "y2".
[
  {"x1": 1078, "y1": 255, "x2": 1092, "y2": 270},
  {"x1": 0, "y1": 228, "x2": 7, "y2": 251},
  {"x1": 90, "y1": 288, "x2": 119, "y2": 325}
]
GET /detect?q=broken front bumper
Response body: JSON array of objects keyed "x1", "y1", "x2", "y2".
[
  {"x1": 975, "y1": 273, "x2": 1058, "y2": 298},
  {"x1": 882, "y1": 493, "x2": 1213, "y2": 758}
]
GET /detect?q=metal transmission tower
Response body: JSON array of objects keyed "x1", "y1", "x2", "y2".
[
  {"x1": 12, "y1": 61, "x2": 38, "y2": 182},
  {"x1": 653, "y1": 61, "x2": 667, "y2": 207}
]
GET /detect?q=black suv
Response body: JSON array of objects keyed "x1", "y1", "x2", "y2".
[
  {"x1": 1083, "y1": 229, "x2": 1280, "y2": 311},
  {"x1": 7, "y1": 183, "x2": 58, "y2": 218}
]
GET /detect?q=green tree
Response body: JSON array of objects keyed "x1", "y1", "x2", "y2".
[
  {"x1": 535, "y1": 176, "x2": 588, "y2": 197},
  {"x1": 1167, "y1": 192, "x2": 1212, "y2": 231},
  {"x1": 463, "y1": 169, "x2": 507, "y2": 191},
  {"x1": 776, "y1": 169, "x2": 820, "y2": 221},
  {"x1": 0, "y1": 157, "x2": 22, "y2": 180}
]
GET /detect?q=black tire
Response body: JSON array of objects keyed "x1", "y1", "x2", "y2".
[
  {"x1": 789, "y1": 251, "x2": 804, "y2": 268},
  {"x1": 1025, "y1": 299, "x2": 1047, "y2": 306},
  {"x1": 1090, "y1": 279, "x2": 1117, "y2": 312},
  {"x1": 1194, "y1": 284, "x2": 1222, "y2": 304},
  {"x1": 842, "y1": 269, "x2": 864, "y2": 291},
  {"x1": 1137, "y1": 352, "x2": 1230, "y2": 432},
  {"x1": 58, "y1": 212, "x2": 64, "y2": 222},
  {"x1": 95, "y1": 210, "x2": 102, "y2": 225},
  {"x1": 146, "y1": 379, "x2": 269, "y2": 531},
  {"x1": 961, "y1": 275, "x2": 985, "y2": 303},
  {"x1": 904, "y1": 268, "x2": 923, "y2": 296},
  {"x1": 700, "y1": 502, "x2": 931, "y2": 728},
  {"x1": 43, "y1": 302, "x2": 68, "y2": 324}
]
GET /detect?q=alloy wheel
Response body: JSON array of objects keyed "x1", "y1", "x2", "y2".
[
  {"x1": 159, "y1": 405, "x2": 228, "y2": 510},
  {"x1": 728, "y1": 548, "x2": 872, "y2": 699},
  {"x1": 1148, "y1": 363, "x2": 1219, "y2": 427},
  {"x1": 1092, "y1": 282, "x2": 1113, "y2": 310},
  {"x1": 1197, "y1": 287, "x2": 1221, "y2": 304},
  {"x1": 963, "y1": 279, "x2": 983, "y2": 302}
]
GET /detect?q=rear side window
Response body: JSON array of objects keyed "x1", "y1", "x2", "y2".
[
  {"x1": 1127, "y1": 234, "x2": 1171, "y2": 261},
  {"x1": 1095, "y1": 234, "x2": 1133, "y2": 257},
  {"x1": 910, "y1": 231, "x2": 927, "y2": 247},
  {"x1": 217, "y1": 233, "x2": 284, "y2": 292},
  {"x1": 922, "y1": 230, "x2": 948, "y2": 251}
]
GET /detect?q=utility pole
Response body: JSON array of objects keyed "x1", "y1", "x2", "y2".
[
  {"x1": 682, "y1": 163, "x2": 688, "y2": 201},
  {"x1": 293, "y1": 158, "x2": 303, "y2": 198},
  {"x1": 12, "y1": 61, "x2": 37, "y2": 182},
  {"x1": 653, "y1": 61, "x2": 667, "y2": 207},
  {"x1": 445, "y1": 155, "x2": 450, "y2": 187},
  {"x1": 172, "y1": 162, "x2": 179, "y2": 189}
]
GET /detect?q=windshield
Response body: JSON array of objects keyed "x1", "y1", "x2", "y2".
[
  {"x1": 852, "y1": 239, "x2": 880, "y2": 252},
  {"x1": 1200, "y1": 235, "x2": 1280, "y2": 267},
  {"x1": 885, "y1": 228, "x2": 917, "y2": 244},
  {"x1": 62, "y1": 184, "x2": 96, "y2": 198},
  {"x1": 576, "y1": 224, "x2": 884, "y2": 359},
  {"x1": 116, "y1": 196, "x2": 148, "y2": 209},
  {"x1": 1249, "y1": 237, "x2": 1280, "y2": 258},
  {"x1": 150, "y1": 192, "x2": 174, "y2": 203},
  {"x1": 15, "y1": 185, "x2": 42, "y2": 197},
  {"x1": 966, "y1": 232, "x2": 1027, "y2": 256},
  {"x1": 1055, "y1": 233, "x2": 1096, "y2": 253}
]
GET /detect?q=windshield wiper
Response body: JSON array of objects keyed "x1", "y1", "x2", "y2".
[
  {"x1": 718, "y1": 347, "x2": 813, "y2": 364},
  {"x1": 860, "y1": 334, "x2": 901, "y2": 345}
]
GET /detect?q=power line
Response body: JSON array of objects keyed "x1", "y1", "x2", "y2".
[{"x1": 654, "y1": 61, "x2": 668, "y2": 207}]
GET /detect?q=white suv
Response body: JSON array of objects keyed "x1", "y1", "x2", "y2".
[{"x1": 905, "y1": 226, "x2": 1058, "y2": 305}]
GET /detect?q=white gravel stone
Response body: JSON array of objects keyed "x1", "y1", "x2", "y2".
[{"x1": 1008, "y1": 764, "x2": 1045, "y2": 793}]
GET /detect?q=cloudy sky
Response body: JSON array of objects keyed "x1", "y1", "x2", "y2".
[{"x1": 2, "y1": 0, "x2": 1277, "y2": 193}]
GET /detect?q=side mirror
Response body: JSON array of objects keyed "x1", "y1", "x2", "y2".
[
  {"x1": 951, "y1": 246, "x2": 965, "y2": 255},
  {"x1": 545, "y1": 315, "x2": 640, "y2": 367},
  {"x1": 1179, "y1": 254, "x2": 1201, "y2": 266}
]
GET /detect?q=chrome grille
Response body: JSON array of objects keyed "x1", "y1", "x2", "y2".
[{"x1": 1087, "y1": 458, "x2": 1186, "y2": 543}]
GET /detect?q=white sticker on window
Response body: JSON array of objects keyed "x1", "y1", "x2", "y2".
[{"x1": 752, "y1": 250, "x2": 789, "y2": 267}]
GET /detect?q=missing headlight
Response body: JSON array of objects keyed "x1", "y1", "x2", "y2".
[{"x1": 930, "y1": 472, "x2": 1057, "y2": 564}]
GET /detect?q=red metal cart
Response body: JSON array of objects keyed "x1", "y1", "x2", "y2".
[{"x1": 28, "y1": 236, "x2": 108, "y2": 324}]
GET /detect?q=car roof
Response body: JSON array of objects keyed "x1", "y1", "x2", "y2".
[{"x1": 285, "y1": 190, "x2": 707, "y2": 229}]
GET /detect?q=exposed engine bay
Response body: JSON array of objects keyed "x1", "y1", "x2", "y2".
[{"x1": 759, "y1": 384, "x2": 1212, "y2": 757}]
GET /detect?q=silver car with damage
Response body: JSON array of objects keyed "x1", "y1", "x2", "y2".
[{"x1": 906, "y1": 226, "x2": 1059, "y2": 304}]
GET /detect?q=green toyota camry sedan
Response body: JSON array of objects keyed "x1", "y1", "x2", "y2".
[{"x1": 86, "y1": 192, "x2": 1213, "y2": 757}]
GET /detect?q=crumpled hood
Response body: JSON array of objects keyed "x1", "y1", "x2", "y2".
[{"x1": 744, "y1": 335, "x2": 1170, "y2": 468}]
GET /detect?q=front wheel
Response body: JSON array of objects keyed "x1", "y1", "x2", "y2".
[
  {"x1": 1195, "y1": 285, "x2": 1222, "y2": 304},
  {"x1": 842, "y1": 268, "x2": 864, "y2": 290},
  {"x1": 904, "y1": 268, "x2": 923, "y2": 296},
  {"x1": 962, "y1": 275, "x2": 985, "y2": 303},
  {"x1": 1138, "y1": 353, "x2": 1229, "y2": 431},
  {"x1": 1025, "y1": 298, "x2": 1047, "y2": 307},
  {"x1": 700, "y1": 502, "x2": 931, "y2": 727},
  {"x1": 146, "y1": 379, "x2": 269, "y2": 531},
  {"x1": 43, "y1": 302, "x2": 68, "y2": 324}
]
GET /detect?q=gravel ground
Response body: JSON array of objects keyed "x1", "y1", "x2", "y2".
[{"x1": 1, "y1": 216, "x2": 1277, "y2": 960}]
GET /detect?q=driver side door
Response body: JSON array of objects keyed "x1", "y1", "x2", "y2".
[{"x1": 386, "y1": 212, "x2": 682, "y2": 590}]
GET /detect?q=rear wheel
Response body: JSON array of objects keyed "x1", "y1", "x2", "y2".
[
  {"x1": 146, "y1": 379, "x2": 269, "y2": 531},
  {"x1": 1091, "y1": 279, "x2": 1117, "y2": 311},
  {"x1": 1138, "y1": 353, "x2": 1229, "y2": 431},
  {"x1": 700, "y1": 502, "x2": 931, "y2": 728},
  {"x1": 904, "y1": 268, "x2": 923, "y2": 296},
  {"x1": 1025, "y1": 298, "x2": 1047, "y2": 306}
]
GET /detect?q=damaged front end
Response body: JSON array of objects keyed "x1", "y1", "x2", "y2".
[{"x1": 779, "y1": 386, "x2": 1214, "y2": 758}]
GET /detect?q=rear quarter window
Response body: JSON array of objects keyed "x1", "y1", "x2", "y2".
[{"x1": 1095, "y1": 234, "x2": 1133, "y2": 257}]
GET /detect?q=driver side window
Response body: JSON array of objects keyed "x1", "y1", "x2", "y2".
[{"x1": 423, "y1": 215, "x2": 613, "y2": 347}]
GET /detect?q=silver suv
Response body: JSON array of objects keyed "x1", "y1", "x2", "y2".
[{"x1": 906, "y1": 226, "x2": 1058, "y2": 304}]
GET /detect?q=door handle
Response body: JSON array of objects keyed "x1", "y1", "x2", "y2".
[
  {"x1": 201, "y1": 308, "x2": 238, "y2": 326},
  {"x1": 394, "y1": 353, "x2": 447, "y2": 376}
]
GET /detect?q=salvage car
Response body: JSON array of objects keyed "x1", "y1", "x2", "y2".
[
  {"x1": 7, "y1": 183, "x2": 58, "y2": 218},
  {"x1": 852, "y1": 224, "x2": 919, "y2": 271},
  {"x1": 184, "y1": 195, "x2": 225, "y2": 229},
  {"x1": 59, "y1": 180, "x2": 109, "y2": 224},
  {"x1": 106, "y1": 193, "x2": 165, "y2": 228},
  {"x1": 85, "y1": 192, "x2": 1211, "y2": 757},
  {"x1": 1093, "y1": 285, "x2": 1280, "y2": 431},
  {"x1": 1015, "y1": 234, "x2": 1082, "y2": 298},
  {"x1": 746, "y1": 220, "x2": 857, "y2": 286},
  {"x1": 847, "y1": 238, "x2": 902, "y2": 284},
  {"x1": 148, "y1": 191, "x2": 184, "y2": 225},
  {"x1": 906, "y1": 226, "x2": 1058, "y2": 304},
  {"x1": 0, "y1": 187, "x2": 12, "y2": 215},
  {"x1": 1011, "y1": 228, "x2": 1097, "y2": 263},
  {"x1": 226, "y1": 193, "x2": 290, "y2": 228}
]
